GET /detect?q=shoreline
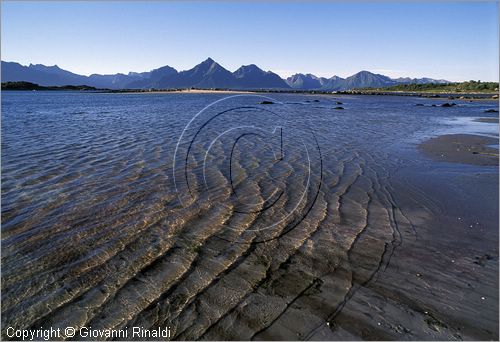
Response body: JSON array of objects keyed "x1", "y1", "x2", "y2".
[
  {"x1": 3, "y1": 88, "x2": 498, "y2": 100},
  {"x1": 114, "y1": 88, "x2": 257, "y2": 94},
  {"x1": 418, "y1": 133, "x2": 499, "y2": 166},
  {"x1": 341, "y1": 90, "x2": 498, "y2": 99},
  {"x1": 105, "y1": 89, "x2": 499, "y2": 99}
]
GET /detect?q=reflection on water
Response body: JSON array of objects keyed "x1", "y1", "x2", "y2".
[
  {"x1": 438, "y1": 116, "x2": 499, "y2": 139},
  {"x1": 1, "y1": 92, "x2": 498, "y2": 340}
]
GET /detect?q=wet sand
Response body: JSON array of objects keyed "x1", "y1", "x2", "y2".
[
  {"x1": 418, "y1": 134, "x2": 499, "y2": 166},
  {"x1": 474, "y1": 117, "x2": 499, "y2": 124}
]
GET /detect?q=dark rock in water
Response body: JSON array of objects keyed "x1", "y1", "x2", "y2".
[
  {"x1": 313, "y1": 99, "x2": 320, "y2": 102},
  {"x1": 431, "y1": 104, "x2": 437, "y2": 107},
  {"x1": 336, "y1": 101, "x2": 343, "y2": 105},
  {"x1": 474, "y1": 254, "x2": 494, "y2": 266},
  {"x1": 333, "y1": 106, "x2": 344, "y2": 110},
  {"x1": 259, "y1": 101, "x2": 274, "y2": 105},
  {"x1": 441, "y1": 103, "x2": 456, "y2": 107},
  {"x1": 484, "y1": 109, "x2": 499, "y2": 113},
  {"x1": 415, "y1": 104, "x2": 424, "y2": 106}
]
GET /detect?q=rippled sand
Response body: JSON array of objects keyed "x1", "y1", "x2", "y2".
[{"x1": 1, "y1": 92, "x2": 498, "y2": 340}]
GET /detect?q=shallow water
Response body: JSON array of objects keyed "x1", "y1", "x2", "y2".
[
  {"x1": 1, "y1": 92, "x2": 498, "y2": 340},
  {"x1": 438, "y1": 116, "x2": 499, "y2": 138}
]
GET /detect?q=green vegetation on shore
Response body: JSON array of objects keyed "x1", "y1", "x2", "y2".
[
  {"x1": 1, "y1": 81, "x2": 98, "y2": 91},
  {"x1": 358, "y1": 81, "x2": 499, "y2": 93}
]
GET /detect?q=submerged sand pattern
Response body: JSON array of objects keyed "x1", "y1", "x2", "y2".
[{"x1": 1, "y1": 93, "x2": 498, "y2": 340}]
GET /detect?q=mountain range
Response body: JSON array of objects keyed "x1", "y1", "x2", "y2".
[{"x1": 1, "y1": 58, "x2": 449, "y2": 91}]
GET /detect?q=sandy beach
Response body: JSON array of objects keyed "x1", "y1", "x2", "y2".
[
  {"x1": 418, "y1": 134, "x2": 499, "y2": 166},
  {"x1": 108, "y1": 89, "x2": 257, "y2": 95}
]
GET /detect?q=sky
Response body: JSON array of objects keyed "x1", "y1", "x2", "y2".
[{"x1": 1, "y1": 1, "x2": 498, "y2": 81}]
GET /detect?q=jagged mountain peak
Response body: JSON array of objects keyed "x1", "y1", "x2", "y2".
[
  {"x1": 202, "y1": 57, "x2": 215, "y2": 64},
  {"x1": 187, "y1": 58, "x2": 229, "y2": 77},
  {"x1": 238, "y1": 64, "x2": 263, "y2": 71},
  {"x1": 234, "y1": 64, "x2": 266, "y2": 78},
  {"x1": 29, "y1": 63, "x2": 62, "y2": 71}
]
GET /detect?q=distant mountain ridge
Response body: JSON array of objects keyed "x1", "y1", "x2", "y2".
[
  {"x1": 284, "y1": 71, "x2": 449, "y2": 91},
  {"x1": 1, "y1": 58, "x2": 449, "y2": 91}
]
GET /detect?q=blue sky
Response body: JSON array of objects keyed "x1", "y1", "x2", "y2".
[{"x1": 1, "y1": 1, "x2": 498, "y2": 81}]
